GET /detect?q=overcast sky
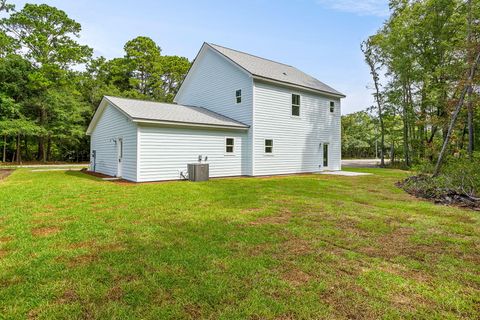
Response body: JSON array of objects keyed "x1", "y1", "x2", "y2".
[{"x1": 10, "y1": 0, "x2": 389, "y2": 115}]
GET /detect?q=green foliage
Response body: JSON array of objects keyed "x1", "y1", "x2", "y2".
[
  {"x1": 0, "y1": 3, "x2": 190, "y2": 163},
  {"x1": 341, "y1": 111, "x2": 378, "y2": 158},
  {"x1": 1, "y1": 3, "x2": 92, "y2": 67},
  {"x1": 402, "y1": 154, "x2": 480, "y2": 200},
  {"x1": 361, "y1": 0, "x2": 480, "y2": 169}
]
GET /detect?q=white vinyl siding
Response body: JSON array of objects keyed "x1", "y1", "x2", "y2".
[
  {"x1": 175, "y1": 46, "x2": 254, "y2": 175},
  {"x1": 90, "y1": 104, "x2": 137, "y2": 181},
  {"x1": 253, "y1": 81, "x2": 341, "y2": 175},
  {"x1": 137, "y1": 125, "x2": 248, "y2": 182}
]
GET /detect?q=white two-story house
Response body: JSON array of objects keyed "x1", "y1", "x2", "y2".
[{"x1": 86, "y1": 43, "x2": 345, "y2": 182}]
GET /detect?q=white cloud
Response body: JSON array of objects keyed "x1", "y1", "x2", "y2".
[{"x1": 316, "y1": 0, "x2": 389, "y2": 17}]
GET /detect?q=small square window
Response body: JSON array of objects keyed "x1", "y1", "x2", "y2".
[
  {"x1": 292, "y1": 94, "x2": 300, "y2": 116},
  {"x1": 330, "y1": 101, "x2": 335, "y2": 113},
  {"x1": 226, "y1": 137, "x2": 234, "y2": 153},
  {"x1": 265, "y1": 139, "x2": 273, "y2": 153},
  {"x1": 236, "y1": 89, "x2": 242, "y2": 103}
]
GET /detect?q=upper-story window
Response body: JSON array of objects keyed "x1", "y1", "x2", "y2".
[
  {"x1": 330, "y1": 101, "x2": 335, "y2": 113},
  {"x1": 292, "y1": 94, "x2": 300, "y2": 116},
  {"x1": 236, "y1": 89, "x2": 242, "y2": 103}
]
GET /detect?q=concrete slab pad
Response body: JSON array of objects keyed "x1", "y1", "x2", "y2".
[{"x1": 317, "y1": 171, "x2": 372, "y2": 176}]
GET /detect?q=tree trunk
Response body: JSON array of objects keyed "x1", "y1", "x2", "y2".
[
  {"x1": 466, "y1": 0, "x2": 474, "y2": 159},
  {"x1": 24, "y1": 137, "x2": 29, "y2": 161},
  {"x1": 16, "y1": 134, "x2": 21, "y2": 164},
  {"x1": 434, "y1": 49, "x2": 480, "y2": 176},
  {"x1": 467, "y1": 86, "x2": 474, "y2": 158},
  {"x1": 38, "y1": 107, "x2": 47, "y2": 162},
  {"x1": 37, "y1": 137, "x2": 44, "y2": 161},
  {"x1": 402, "y1": 83, "x2": 411, "y2": 167},
  {"x1": 2, "y1": 135, "x2": 6, "y2": 163},
  {"x1": 361, "y1": 41, "x2": 385, "y2": 167},
  {"x1": 46, "y1": 137, "x2": 52, "y2": 162}
]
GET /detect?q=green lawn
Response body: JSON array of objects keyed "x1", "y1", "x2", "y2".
[{"x1": 0, "y1": 169, "x2": 478, "y2": 319}]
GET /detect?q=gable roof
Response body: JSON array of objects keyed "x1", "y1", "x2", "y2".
[
  {"x1": 207, "y1": 43, "x2": 345, "y2": 97},
  {"x1": 86, "y1": 96, "x2": 249, "y2": 135}
]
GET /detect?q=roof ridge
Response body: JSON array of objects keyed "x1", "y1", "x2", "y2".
[
  {"x1": 207, "y1": 43, "x2": 294, "y2": 68},
  {"x1": 105, "y1": 95, "x2": 176, "y2": 105}
]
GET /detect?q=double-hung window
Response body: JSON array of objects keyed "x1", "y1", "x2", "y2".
[
  {"x1": 330, "y1": 101, "x2": 335, "y2": 113},
  {"x1": 292, "y1": 94, "x2": 300, "y2": 116},
  {"x1": 265, "y1": 139, "x2": 273, "y2": 154},
  {"x1": 225, "y1": 137, "x2": 235, "y2": 153},
  {"x1": 236, "y1": 89, "x2": 242, "y2": 103}
]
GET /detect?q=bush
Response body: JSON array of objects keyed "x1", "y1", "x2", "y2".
[{"x1": 398, "y1": 155, "x2": 480, "y2": 208}]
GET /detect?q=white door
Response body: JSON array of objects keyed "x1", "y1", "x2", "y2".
[{"x1": 116, "y1": 138, "x2": 123, "y2": 177}]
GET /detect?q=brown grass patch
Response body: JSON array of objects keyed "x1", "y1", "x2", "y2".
[
  {"x1": 106, "y1": 286, "x2": 124, "y2": 301},
  {"x1": 0, "y1": 169, "x2": 13, "y2": 180},
  {"x1": 249, "y1": 208, "x2": 292, "y2": 225},
  {"x1": 240, "y1": 207, "x2": 263, "y2": 214},
  {"x1": 184, "y1": 303, "x2": 202, "y2": 318},
  {"x1": 57, "y1": 288, "x2": 79, "y2": 304},
  {"x1": 64, "y1": 241, "x2": 124, "y2": 267},
  {"x1": 320, "y1": 283, "x2": 377, "y2": 320},
  {"x1": 68, "y1": 240, "x2": 95, "y2": 250},
  {"x1": 282, "y1": 237, "x2": 313, "y2": 256},
  {"x1": 31, "y1": 226, "x2": 61, "y2": 237},
  {"x1": 282, "y1": 267, "x2": 312, "y2": 286},
  {"x1": 0, "y1": 249, "x2": 8, "y2": 258},
  {"x1": 0, "y1": 236, "x2": 13, "y2": 243},
  {"x1": 67, "y1": 253, "x2": 99, "y2": 267}
]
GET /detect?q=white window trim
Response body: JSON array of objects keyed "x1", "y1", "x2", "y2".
[
  {"x1": 225, "y1": 137, "x2": 235, "y2": 156},
  {"x1": 291, "y1": 93, "x2": 301, "y2": 117},
  {"x1": 264, "y1": 139, "x2": 274, "y2": 156}
]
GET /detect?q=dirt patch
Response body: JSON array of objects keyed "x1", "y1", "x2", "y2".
[
  {"x1": 31, "y1": 226, "x2": 61, "y2": 237},
  {"x1": 0, "y1": 169, "x2": 13, "y2": 180}
]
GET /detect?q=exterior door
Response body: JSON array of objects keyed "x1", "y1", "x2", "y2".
[
  {"x1": 323, "y1": 143, "x2": 329, "y2": 169},
  {"x1": 116, "y1": 138, "x2": 123, "y2": 177}
]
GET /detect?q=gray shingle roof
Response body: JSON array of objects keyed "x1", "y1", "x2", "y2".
[
  {"x1": 208, "y1": 43, "x2": 345, "y2": 97},
  {"x1": 105, "y1": 96, "x2": 249, "y2": 129}
]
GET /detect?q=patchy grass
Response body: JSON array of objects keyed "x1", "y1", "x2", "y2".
[{"x1": 0, "y1": 168, "x2": 478, "y2": 319}]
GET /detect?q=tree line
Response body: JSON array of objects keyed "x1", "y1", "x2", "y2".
[
  {"x1": 350, "y1": 0, "x2": 479, "y2": 174},
  {"x1": 0, "y1": 1, "x2": 190, "y2": 163}
]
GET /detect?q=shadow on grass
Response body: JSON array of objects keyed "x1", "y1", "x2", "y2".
[{"x1": 64, "y1": 170, "x2": 105, "y2": 182}]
